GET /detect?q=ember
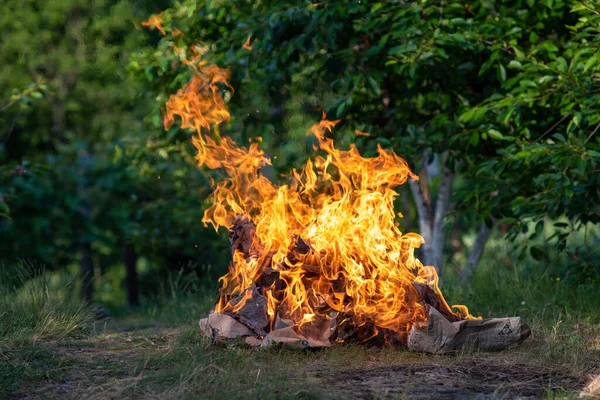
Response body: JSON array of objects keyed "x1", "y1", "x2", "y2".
[{"x1": 162, "y1": 49, "x2": 530, "y2": 351}]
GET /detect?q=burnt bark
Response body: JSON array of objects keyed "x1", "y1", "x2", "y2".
[{"x1": 124, "y1": 243, "x2": 139, "y2": 307}]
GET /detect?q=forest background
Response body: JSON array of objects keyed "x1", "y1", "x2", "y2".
[{"x1": 0, "y1": 0, "x2": 598, "y2": 357}]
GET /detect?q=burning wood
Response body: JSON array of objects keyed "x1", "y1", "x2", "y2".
[
  {"x1": 199, "y1": 218, "x2": 531, "y2": 351},
  {"x1": 159, "y1": 48, "x2": 530, "y2": 352}
]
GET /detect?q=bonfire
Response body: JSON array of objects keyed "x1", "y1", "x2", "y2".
[{"x1": 156, "y1": 29, "x2": 530, "y2": 352}]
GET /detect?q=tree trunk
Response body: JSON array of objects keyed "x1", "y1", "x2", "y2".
[
  {"x1": 430, "y1": 153, "x2": 454, "y2": 281},
  {"x1": 409, "y1": 179, "x2": 433, "y2": 265},
  {"x1": 409, "y1": 152, "x2": 454, "y2": 284},
  {"x1": 124, "y1": 243, "x2": 140, "y2": 307},
  {"x1": 81, "y1": 242, "x2": 94, "y2": 303},
  {"x1": 459, "y1": 219, "x2": 494, "y2": 284}
]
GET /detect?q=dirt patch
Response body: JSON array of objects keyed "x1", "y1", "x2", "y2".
[{"x1": 323, "y1": 361, "x2": 585, "y2": 399}]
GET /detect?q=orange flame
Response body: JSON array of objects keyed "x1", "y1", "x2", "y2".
[
  {"x1": 172, "y1": 28, "x2": 183, "y2": 38},
  {"x1": 163, "y1": 49, "x2": 474, "y2": 344},
  {"x1": 355, "y1": 129, "x2": 371, "y2": 137},
  {"x1": 141, "y1": 13, "x2": 166, "y2": 36},
  {"x1": 243, "y1": 35, "x2": 253, "y2": 50}
]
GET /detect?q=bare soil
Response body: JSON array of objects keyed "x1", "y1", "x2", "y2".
[{"x1": 323, "y1": 361, "x2": 585, "y2": 399}]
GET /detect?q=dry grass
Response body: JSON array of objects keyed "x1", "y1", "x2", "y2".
[{"x1": 3, "y1": 316, "x2": 597, "y2": 400}]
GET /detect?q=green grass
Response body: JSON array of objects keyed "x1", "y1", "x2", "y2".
[
  {"x1": 99, "y1": 267, "x2": 217, "y2": 328},
  {"x1": 0, "y1": 342, "x2": 73, "y2": 394},
  {"x1": 0, "y1": 240, "x2": 598, "y2": 399},
  {"x1": 0, "y1": 262, "x2": 92, "y2": 341},
  {"x1": 76, "y1": 322, "x2": 596, "y2": 399}
]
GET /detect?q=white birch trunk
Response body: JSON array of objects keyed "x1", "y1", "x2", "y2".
[
  {"x1": 408, "y1": 152, "x2": 454, "y2": 284},
  {"x1": 430, "y1": 153, "x2": 454, "y2": 280},
  {"x1": 409, "y1": 179, "x2": 433, "y2": 266}
]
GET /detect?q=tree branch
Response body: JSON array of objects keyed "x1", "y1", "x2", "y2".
[
  {"x1": 534, "y1": 114, "x2": 569, "y2": 143},
  {"x1": 458, "y1": 219, "x2": 495, "y2": 285},
  {"x1": 584, "y1": 121, "x2": 600, "y2": 145}
]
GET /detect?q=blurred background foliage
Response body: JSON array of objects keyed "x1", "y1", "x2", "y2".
[{"x1": 1, "y1": 0, "x2": 598, "y2": 316}]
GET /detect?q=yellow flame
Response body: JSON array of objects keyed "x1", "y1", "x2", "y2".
[
  {"x1": 355, "y1": 129, "x2": 371, "y2": 137},
  {"x1": 243, "y1": 35, "x2": 253, "y2": 50},
  {"x1": 141, "y1": 13, "x2": 165, "y2": 36},
  {"x1": 162, "y1": 42, "x2": 475, "y2": 344}
]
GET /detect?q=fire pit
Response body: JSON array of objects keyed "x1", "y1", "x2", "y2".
[{"x1": 162, "y1": 54, "x2": 530, "y2": 353}]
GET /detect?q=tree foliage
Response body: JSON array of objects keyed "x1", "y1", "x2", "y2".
[
  {"x1": 136, "y1": 0, "x2": 599, "y2": 255},
  {"x1": 1, "y1": 0, "x2": 598, "y2": 301},
  {"x1": 0, "y1": 0, "x2": 228, "y2": 293}
]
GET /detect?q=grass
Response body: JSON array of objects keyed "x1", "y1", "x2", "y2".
[
  {"x1": 0, "y1": 239, "x2": 599, "y2": 399},
  {"x1": 6, "y1": 323, "x2": 593, "y2": 399},
  {"x1": 0, "y1": 262, "x2": 92, "y2": 341},
  {"x1": 0, "y1": 342, "x2": 74, "y2": 394}
]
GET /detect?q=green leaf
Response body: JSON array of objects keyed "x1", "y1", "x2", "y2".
[
  {"x1": 460, "y1": 108, "x2": 476, "y2": 123},
  {"x1": 368, "y1": 76, "x2": 381, "y2": 95},
  {"x1": 501, "y1": 108, "x2": 515, "y2": 125},
  {"x1": 371, "y1": 2, "x2": 383, "y2": 12},
  {"x1": 469, "y1": 132, "x2": 479, "y2": 146},
  {"x1": 487, "y1": 129, "x2": 504, "y2": 140},
  {"x1": 507, "y1": 60, "x2": 523, "y2": 69},
  {"x1": 529, "y1": 31, "x2": 539, "y2": 43},
  {"x1": 555, "y1": 57, "x2": 567, "y2": 72},
  {"x1": 583, "y1": 54, "x2": 598, "y2": 73},
  {"x1": 588, "y1": 150, "x2": 600, "y2": 159},
  {"x1": 571, "y1": 3, "x2": 588, "y2": 12},
  {"x1": 336, "y1": 101, "x2": 346, "y2": 117},
  {"x1": 535, "y1": 220, "x2": 544, "y2": 235},
  {"x1": 512, "y1": 45, "x2": 525, "y2": 59},
  {"x1": 0, "y1": 201, "x2": 9, "y2": 215},
  {"x1": 520, "y1": 80, "x2": 538, "y2": 88},
  {"x1": 542, "y1": 41, "x2": 559, "y2": 53},
  {"x1": 498, "y1": 64, "x2": 506, "y2": 82},
  {"x1": 388, "y1": 42, "x2": 417, "y2": 55},
  {"x1": 530, "y1": 245, "x2": 546, "y2": 261}
]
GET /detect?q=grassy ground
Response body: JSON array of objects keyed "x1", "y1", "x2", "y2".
[
  {"x1": 1, "y1": 241, "x2": 599, "y2": 399},
  {"x1": 1, "y1": 316, "x2": 598, "y2": 399}
]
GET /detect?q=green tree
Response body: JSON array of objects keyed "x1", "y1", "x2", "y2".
[
  {"x1": 0, "y1": 0, "x2": 228, "y2": 304},
  {"x1": 135, "y1": 0, "x2": 598, "y2": 283},
  {"x1": 1, "y1": 0, "x2": 145, "y2": 302}
]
